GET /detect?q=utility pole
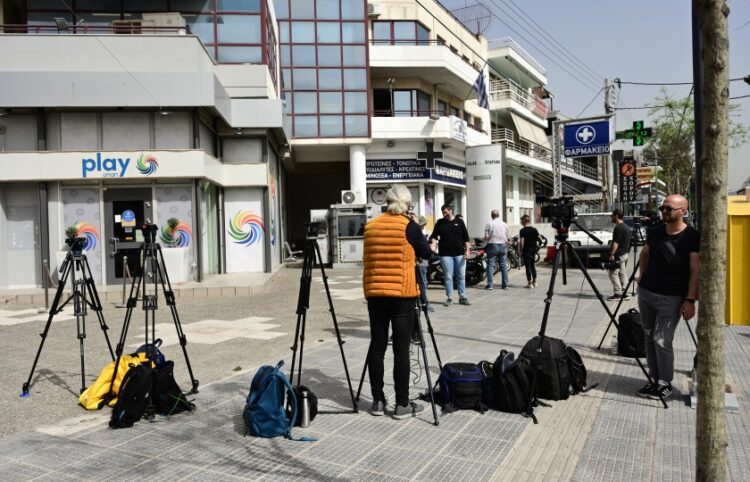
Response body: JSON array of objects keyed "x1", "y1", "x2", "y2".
[
  {"x1": 695, "y1": 0, "x2": 729, "y2": 480},
  {"x1": 602, "y1": 78, "x2": 614, "y2": 211}
]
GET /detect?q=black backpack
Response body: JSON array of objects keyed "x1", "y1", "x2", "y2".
[
  {"x1": 491, "y1": 350, "x2": 533, "y2": 413},
  {"x1": 152, "y1": 361, "x2": 194, "y2": 416},
  {"x1": 110, "y1": 362, "x2": 153, "y2": 429},
  {"x1": 618, "y1": 309, "x2": 647, "y2": 358},
  {"x1": 565, "y1": 346, "x2": 588, "y2": 395},
  {"x1": 520, "y1": 336, "x2": 570, "y2": 401},
  {"x1": 477, "y1": 360, "x2": 495, "y2": 408},
  {"x1": 437, "y1": 363, "x2": 486, "y2": 412}
]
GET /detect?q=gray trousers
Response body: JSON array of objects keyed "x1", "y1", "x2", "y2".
[
  {"x1": 608, "y1": 253, "x2": 629, "y2": 295},
  {"x1": 638, "y1": 286, "x2": 682, "y2": 384}
]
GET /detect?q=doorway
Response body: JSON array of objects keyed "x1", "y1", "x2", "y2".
[{"x1": 104, "y1": 188, "x2": 152, "y2": 285}]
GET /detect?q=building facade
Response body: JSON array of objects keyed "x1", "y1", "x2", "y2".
[{"x1": 0, "y1": 1, "x2": 287, "y2": 288}]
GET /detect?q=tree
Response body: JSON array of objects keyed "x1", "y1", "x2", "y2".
[
  {"x1": 645, "y1": 90, "x2": 748, "y2": 196},
  {"x1": 695, "y1": 0, "x2": 730, "y2": 479}
]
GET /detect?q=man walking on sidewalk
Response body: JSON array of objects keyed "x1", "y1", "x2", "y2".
[
  {"x1": 636, "y1": 194, "x2": 700, "y2": 400},
  {"x1": 607, "y1": 208, "x2": 632, "y2": 301},
  {"x1": 484, "y1": 209, "x2": 510, "y2": 290},
  {"x1": 429, "y1": 205, "x2": 471, "y2": 306}
]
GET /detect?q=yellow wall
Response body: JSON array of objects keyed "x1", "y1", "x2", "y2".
[{"x1": 726, "y1": 195, "x2": 750, "y2": 325}]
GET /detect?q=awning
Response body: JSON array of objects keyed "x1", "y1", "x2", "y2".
[
  {"x1": 511, "y1": 112, "x2": 551, "y2": 149},
  {"x1": 572, "y1": 192, "x2": 604, "y2": 201}
]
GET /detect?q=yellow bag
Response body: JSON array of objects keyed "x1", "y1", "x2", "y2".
[{"x1": 79, "y1": 353, "x2": 149, "y2": 410}]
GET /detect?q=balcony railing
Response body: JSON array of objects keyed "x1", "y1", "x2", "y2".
[
  {"x1": 562, "y1": 160, "x2": 599, "y2": 181},
  {"x1": 489, "y1": 78, "x2": 548, "y2": 118},
  {"x1": 0, "y1": 23, "x2": 190, "y2": 35},
  {"x1": 373, "y1": 110, "x2": 486, "y2": 134},
  {"x1": 491, "y1": 127, "x2": 551, "y2": 163},
  {"x1": 369, "y1": 39, "x2": 481, "y2": 73}
]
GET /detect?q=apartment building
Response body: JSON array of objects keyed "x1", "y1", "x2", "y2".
[{"x1": 0, "y1": 1, "x2": 287, "y2": 288}]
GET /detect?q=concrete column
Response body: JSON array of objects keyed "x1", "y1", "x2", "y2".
[{"x1": 349, "y1": 144, "x2": 366, "y2": 199}]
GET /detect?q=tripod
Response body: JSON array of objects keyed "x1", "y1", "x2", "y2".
[
  {"x1": 289, "y1": 224, "x2": 357, "y2": 413},
  {"x1": 524, "y1": 220, "x2": 668, "y2": 423},
  {"x1": 107, "y1": 224, "x2": 199, "y2": 409},
  {"x1": 354, "y1": 266, "x2": 442, "y2": 426},
  {"x1": 21, "y1": 238, "x2": 114, "y2": 396}
]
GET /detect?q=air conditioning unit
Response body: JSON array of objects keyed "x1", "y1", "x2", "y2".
[
  {"x1": 111, "y1": 20, "x2": 142, "y2": 34},
  {"x1": 142, "y1": 12, "x2": 187, "y2": 35},
  {"x1": 341, "y1": 190, "x2": 364, "y2": 205},
  {"x1": 367, "y1": 3, "x2": 382, "y2": 18}
]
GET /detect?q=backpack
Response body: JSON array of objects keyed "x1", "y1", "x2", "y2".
[
  {"x1": 79, "y1": 353, "x2": 148, "y2": 410},
  {"x1": 152, "y1": 361, "x2": 195, "y2": 416},
  {"x1": 243, "y1": 361, "x2": 314, "y2": 441},
  {"x1": 133, "y1": 338, "x2": 166, "y2": 368},
  {"x1": 477, "y1": 360, "x2": 495, "y2": 408},
  {"x1": 110, "y1": 362, "x2": 154, "y2": 429},
  {"x1": 565, "y1": 346, "x2": 588, "y2": 395},
  {"x1": 491, "y1": 350, "x2": 533, "y2": 413},
  {"x1": 437, "y1": 363, "x2": 486, "y2": 412},
  {"x1": 618, "y1": 309, "x2": 647, "y2": 358},
  {"x1": 520, "y1": 336, "x2": 570, "y2": 401}
]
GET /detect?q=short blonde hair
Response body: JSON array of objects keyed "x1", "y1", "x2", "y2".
[{"x1": 386, "y1": 184, "x2": 412, "y2": 214}]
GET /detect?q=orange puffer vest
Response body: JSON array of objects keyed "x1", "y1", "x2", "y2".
[{"x1": 363, "y1": 213, "x2": 419, "y2": 299}]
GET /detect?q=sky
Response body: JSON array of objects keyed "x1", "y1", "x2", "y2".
[{"x1": 441, "y1": 0, "x2": 750, "y2": 191}]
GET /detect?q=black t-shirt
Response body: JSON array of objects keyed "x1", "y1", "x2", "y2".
[
  {"x1": 519, "y1": 226, "x2": 539, "y2": 255},
  {"x1": 640, "y1": 224, "x2": 700, "y2": 297},
  {"x1": 429, "y1": 217, "x2": 470, "y2": 256},
  {"x1": 612, "y1": 223, "x2": 631, "y2": 256}
]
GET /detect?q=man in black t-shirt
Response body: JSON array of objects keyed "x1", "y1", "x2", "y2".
[
  {"x1": 518, "y1": 214, "x2": 540, "y2": 288},
  {"x1": 607, "y1": 209, "x2": 632, "y2": 301},
  {"x1": 429, "y1": 205, "x2": 471, "y2": 306},
  {"x1": 636, "y1": 194, "x2": 700, "y2": 401}
]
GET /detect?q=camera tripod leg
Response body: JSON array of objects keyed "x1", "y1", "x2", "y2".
[
  {"x1": 156, "y1": 247, "x2": 199, "y2": 393},
  {"x1": 355, "y1": 345, "x2": 370, "y2": 402},
  {"x1": 414, "y1": 302, "x2": 439, "y2": 426},
  {"x1": 634, "y1": 357, "x2": 668, "y2": 408},
  {"x1": 524, "y1": 242, "x2": 564, "y2": 423},
  {"x1": 82, "y1": 259, "x2": 114, "y2": 359},
  {"x1": 72, "y1": 259, "x2": 91, "y2": 394},
  {"x1": 597, "y1": 260, "x2": 641, "y2": 350},
  {"x1": 289, "y1": 242, "x2": 313, "y2": 391},
  {"x1": 315, "y1": 242, "x2": 358, "y2": 413},
  {"x1": 21, "y1": 255, "x2": 74, "y2": 396}
]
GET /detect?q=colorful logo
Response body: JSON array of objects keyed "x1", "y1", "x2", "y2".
[
  {"x1": 159, "y1": 220, "x2": 192, "y2": 248},
  {"x1": 228, "y1": 211, "x2": 264, "y2": 246},
  {"x1": 136, "y1": 153, "x2": 159, "y2": 176},
  {"x1": 74, "y1": 222, "x2": 100, "y2": 251}
]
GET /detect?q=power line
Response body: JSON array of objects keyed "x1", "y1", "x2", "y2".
[
  {"x1": 482, "y1": 0, "x2": 601, "y2": 92},
  {"x1": 492, "y1": 0, "x2": 603, "y2": 82},
  {"x1": 575, "y1": 87, "x2": 605, "y2": 118},
  {"x1": 615, "y1": 76, "x2": 749, "y2": 86},
  {"x1": 615, "y1": 94, "x2": 749, "y2": 110}
]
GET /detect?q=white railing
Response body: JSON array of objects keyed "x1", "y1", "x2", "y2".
[
  {"x1": 562, "y1": 160, "x2": 599, "y2": 180},
  {"x1": 491, "y1": 128, "x2": 551, "y2": 163},
  {"x1": 489, "y1": 78, "x2": 548, "y2": 118}
]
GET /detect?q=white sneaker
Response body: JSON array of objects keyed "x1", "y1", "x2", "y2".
[{"x1": 525, "y1": 283, "x2": 532, "y2": 289}]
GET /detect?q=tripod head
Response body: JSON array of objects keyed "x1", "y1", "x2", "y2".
[
  {"x1": 65, "y1": 236, "x2": 89, "y2": 256},
  {"x1": 305, "y1": 222, "x2": 322, "y2": 240},
  {"x1": 140, "y1": 223, "x2": 158, "y2": 244}
]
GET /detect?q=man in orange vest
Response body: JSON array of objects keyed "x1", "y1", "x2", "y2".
[{"x1": 363, "y1": 185, "x2": 432, "y2": 420}]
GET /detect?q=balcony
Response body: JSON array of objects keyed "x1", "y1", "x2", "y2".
[
  {"x1": 487, "y1": 37, "x2": 547, "y2": 86},
  {"x1": 491, "y1": 128, "x2": 551, "y2": 163},
  {"x1": 372, "y1": 114, "x2": 489, "y2": 147},
  {"x1": 489, "y1": 78, "x2": 548, "y2": 125},
  {"x1": 369, "y1": 41, "x2": 480, "y2": 100},
  {"x1": 561, "y1": 159, "x2": 599, "y2": 181}
]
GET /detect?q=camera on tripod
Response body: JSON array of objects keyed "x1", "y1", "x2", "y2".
[
  {"x1": 141, "y1": 223, "x2": 158, "y2": 243},
  {"x1": 540, "y1": 196, "x2": 577, "y2": 230},
  {"x1": 65, "y1": 236, "x2": 89, "y2": 254},
  {"x1": 305, "y1": 222, "x2": 322, "y2": 239},
  {"x1": 638, "y1": 210, "x2": 663, "y2": 229}
]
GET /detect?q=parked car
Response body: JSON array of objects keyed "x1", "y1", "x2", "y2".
[{"x1": 567, "y1": 213, "x2": 613, "y2": 266}]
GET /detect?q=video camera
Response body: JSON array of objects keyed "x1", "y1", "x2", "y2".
[
  {"x1": 141, "y1": 223, "x2": 158, "y2": 243},
  {"x1": 65, "y1": 236, "x2": 89, "y2": 254},
  {"x1": 540, "y1": 196, "x2": 577, "y2": 230},
  {"x1": 638, "y1": 210, "x2": 663, "y2": 229}
]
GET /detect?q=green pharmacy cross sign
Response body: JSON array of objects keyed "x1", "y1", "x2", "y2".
[{"x1": 616, "y1": 120, "x2": 653, "y2": 146}]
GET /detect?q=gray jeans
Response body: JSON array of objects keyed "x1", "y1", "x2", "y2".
[
  {"x1": 638, "y1": 286, "x2": 682, "y2": 384},
  {"x1": 608, "y1": 253, "x2": 629, "y2": 295}
]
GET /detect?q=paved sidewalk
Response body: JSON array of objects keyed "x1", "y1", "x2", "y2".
[{"x1": 1, "y1": 263, "x2": 749, "y2": 481}]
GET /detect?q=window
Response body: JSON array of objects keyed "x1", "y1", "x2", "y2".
[
  {"x1": 450, "y1": 106, "x2": 460, "y2": 117},
  {"x1": 291, "y1": 22, "x2": 315, "y2": 42},
  {"x1": 373, "y1": 89, "x2": 431, "y2": 117},
  {"x1": 317, "y1": 23, "x2": 340, "y2": 43},
  {"x1": 371, "y1": 21, "x2": 430, "y2": 45},
  {"x1": 438, "y1": 100, "x2": 447, "y2": 117},
  {"x1": 473, "y1": 116, "x2": 482, "y2": 132}
]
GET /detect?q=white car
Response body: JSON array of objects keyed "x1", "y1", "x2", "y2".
[{"x1": 567, "y1": 213, "x2": 613, "y2": 265}]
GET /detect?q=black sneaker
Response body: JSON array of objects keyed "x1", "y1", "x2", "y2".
[
  {"x1": 459, "y1": 297, "x2": 471, "y2": 306},
  {"x1": 654, "y1": 383, "x2": 672, "y2": 400},
  {"x1": 637, "y1": 382, "x2": 658, "y2": 398},
  {"x1": 607, "y1": 294, "x2": 622, "y2": 301}
]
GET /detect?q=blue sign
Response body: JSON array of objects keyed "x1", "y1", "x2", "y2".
[
  {"x1": 365, "y1": 159, "x2": 465, "y2": 186},
  {"x1": 122, "y1": 210, "x2": 136, "y2": 223},
  {"x1": 563, "y1": 120, "x2": 611, "y2": 158}
]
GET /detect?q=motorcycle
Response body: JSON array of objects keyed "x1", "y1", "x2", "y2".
[{"x1": 427, "y1": 245, "x2": 486, "y2": 287}]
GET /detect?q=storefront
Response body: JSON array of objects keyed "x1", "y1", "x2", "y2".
[
  {"x1": 0, "y1": 149, "x2": 278, "y2": 289},
  {"x1": 365, "y1": 154, "x2": 467, "y2": 233}
]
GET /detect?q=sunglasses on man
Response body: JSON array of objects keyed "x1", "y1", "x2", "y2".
[{"x1": 658, "y1": 205, "x2": 684, "y2": 214}]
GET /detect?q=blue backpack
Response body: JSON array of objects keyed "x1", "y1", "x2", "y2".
[{"x1": 242, "y1": 361, "x2": 315, "y2": 441}]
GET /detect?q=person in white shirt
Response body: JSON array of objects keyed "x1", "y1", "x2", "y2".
[{"x1": 483, "y1": 210, "x2": 510, "y2": 290}]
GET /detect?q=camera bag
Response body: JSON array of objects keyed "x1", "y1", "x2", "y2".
[
  {"x1": 152, "y1": 361, "x2": 195, "y2": 416},
  {"x1": 565, "y1": 345, "x2": 588, "y2": 394},
  {"x1": 110, "y1": 362, "x2": 154, "y2": 429},
  {"x1": 617, "y1": 309, "x2": 647, "y2": 358},
  {"x1": 519, "y1": 336, "x2": 570, "y2": 401},
  {"x1": 437, "y1": 362, "x2": 486, "y2": 412},
  {"x1": 491, "y1": 350, "x2": 532, "y2": 413}
]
